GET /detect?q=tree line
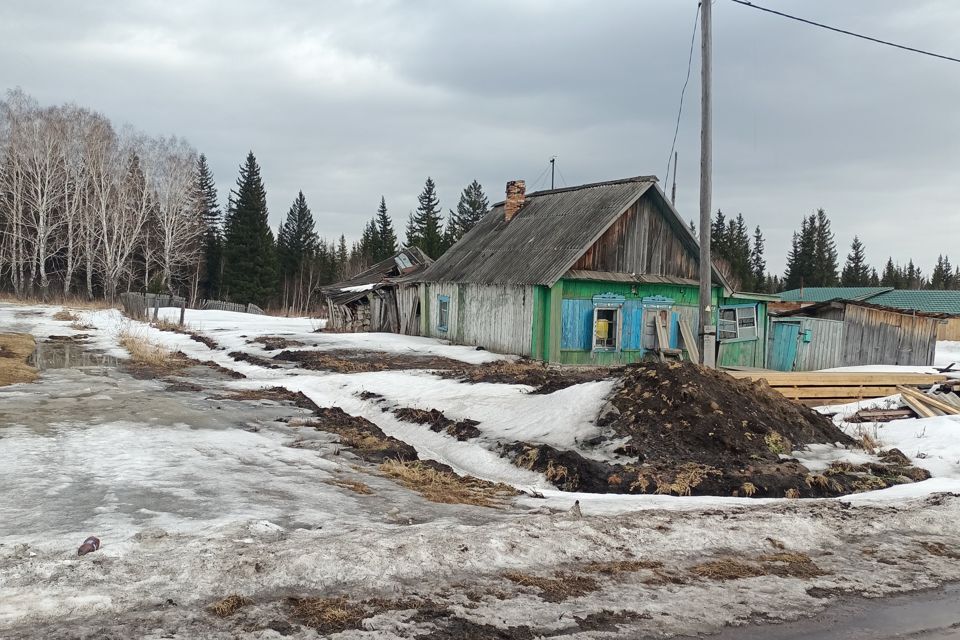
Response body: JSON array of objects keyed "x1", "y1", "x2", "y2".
[
  {"x1": 706, "y1": 208, "x2": 960, "y2": 293},
  {"x1": 0, "y1": 90, "x2": 491, "y2": 311}
]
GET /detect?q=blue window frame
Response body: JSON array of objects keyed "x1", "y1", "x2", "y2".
[{"x1": 437, "y1": 295, "x2": 450, "y2": 332}]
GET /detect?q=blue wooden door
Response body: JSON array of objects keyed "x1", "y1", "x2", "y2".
[{"x1": 770, "y1": 322, "x2": 801, "y2": 371}]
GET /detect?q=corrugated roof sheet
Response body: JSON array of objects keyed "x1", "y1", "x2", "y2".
[
  {"x1": 322, "y1": 246, "x2": 431, "y2": 305},
  {"x1": 417, "y1": 176, "x2": 730, "y2": 289},
  {"x1": 869, "y1": 290, "x2": 960, "y2": 315},
  {"x1": 776, "y1": 298, "x2": 954, "y2": 319},
  {"x1": 777, "y1": 287, "x2": 892, "y2": 302}
]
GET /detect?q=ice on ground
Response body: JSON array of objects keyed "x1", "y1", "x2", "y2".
[{"x1": 936, "y1": 340, "x2": 960, "y2": 367}]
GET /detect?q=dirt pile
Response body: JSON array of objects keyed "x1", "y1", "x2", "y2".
[
  {"x1": 393, "y1": 407, "x2": 481, "y2": 441},
  {"x1": 294, "y1": 407, "x2": 418, "y2": 463},
  {"x1": 274, "y1": 349, "x2": 464, "y2": 373},
  {"x1": 507, "y1": 361, "x2": 928, "y2": 498},
  {"x1": 439, "y1": 360, "x2": 613, "y2": 394}
]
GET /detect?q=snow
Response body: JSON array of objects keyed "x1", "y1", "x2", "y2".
[
  {"x1": 8, "y1": 302, "x2": 960, "y2": 636},
  {"x1": 339, "y1": 283, "x2": 377, "y2": 293},
  {"x1": 935, "y1": 340, "x2": 960, "y2": 367}
]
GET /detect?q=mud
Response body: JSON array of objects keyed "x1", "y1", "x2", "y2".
[
  {"x1": 228, "y1": 350, "x2": 282, "y2": 369},
  {"x1": 438, "y1": 360, "x2": 614, "y2": 393},
  {"x1": 273, "y1": 348, "x2": 465, "y2": 373},
  {"x1": 294, "y1": 407, "x2": 419, "y2": 462},
  {"x1": 394, "y1": 407, "x2": 482, "y2": 441},
  {"x1": 506, "y1": 362, "x2": 929, "y2": 498},
  {"x1": 251, "y1": 335, "x2": 305, "y2": 351}
]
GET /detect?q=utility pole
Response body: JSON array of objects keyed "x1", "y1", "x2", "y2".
[
  {"x1": 699, "y1": 0, "x2": 716, "y2": 368},
  {"x1": 671, "y1": 151, "x2": 678, "y2": 204},
  {"x1": 549, "y1": 156, "x2": 556, "y2": 189}
]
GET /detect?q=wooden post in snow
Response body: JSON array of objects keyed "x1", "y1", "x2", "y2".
[{"x1": 699, "y1": 0, "x2": 716, "y2": 368}]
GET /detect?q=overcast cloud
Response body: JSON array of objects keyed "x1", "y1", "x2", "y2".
[{"x1": 1, "y1": 0, "x2": 957, "y2": 274}]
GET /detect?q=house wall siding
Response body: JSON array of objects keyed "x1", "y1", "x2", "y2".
[
  {"x1": 570, "y1": 197, "x2": 699, "y2": 279},
  {"x1": 422, "y1": 282, "x2": 535, "y2": 357}
]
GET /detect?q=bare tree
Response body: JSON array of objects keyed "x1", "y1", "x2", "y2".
[{"x1": 151, "y1": 136, "x2": 200, "y2": 294}]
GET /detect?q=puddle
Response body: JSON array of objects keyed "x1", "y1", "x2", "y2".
[{"x1": 28, "y1": 340, "x2": 120, "y2": 371}]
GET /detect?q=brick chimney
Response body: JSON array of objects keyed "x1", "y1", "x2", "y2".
[{"x1": 504, "y1": 180, "x2": 526, "y2": 222}]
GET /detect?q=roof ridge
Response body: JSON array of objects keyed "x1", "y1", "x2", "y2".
[{"x1": 489, "y1": 175, "x2": 658, "y2": 207}]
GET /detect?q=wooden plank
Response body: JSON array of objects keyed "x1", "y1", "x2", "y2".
[
  {"x1": 898, "y1": 386, "x2": 960, "y2": 416},
  {"x1": 775, "y1": 386, "x2": 900, "y2": 400},
  {"x1": 725, "y1": 371, "x2": 946, "y2": 386},
  {"x1": 900, "y1": 393, "x2": 938, "y2": 418},
  {"x1": 678, "y1": 316, "x2": 699, "y2": 364}
]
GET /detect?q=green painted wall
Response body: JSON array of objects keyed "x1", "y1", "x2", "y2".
[
  {"x1": 551, "y1": 278, "x2": 725, "y2": 365},
  {"x1": 716, "y1": 295, "x2": 769, "y2": 368}
]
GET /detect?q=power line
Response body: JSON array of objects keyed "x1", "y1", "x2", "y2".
[
  {"x1": 664, "y1": 3, "x2": 700, "y2": 190},
  {"x1": 729, "y1": 0, "x2": 960, "y2": 64}
]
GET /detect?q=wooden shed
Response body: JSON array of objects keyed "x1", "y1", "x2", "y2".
[
  {"x1": 768, "y1": 299, "x2": 943, "y2": 371},
  {"x1": 414, "y1": 176, "x2": 771, "y2": 366},
  {"x1": 322, "y1": 247, "x2": 431, "y2": 333}
]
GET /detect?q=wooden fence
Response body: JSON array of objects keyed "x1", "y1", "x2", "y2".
[{"x1": 120, "y1": 292, "x2": 265, "y2": 320}]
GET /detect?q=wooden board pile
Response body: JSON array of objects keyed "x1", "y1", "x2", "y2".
[
  {"x1": 724, "y1": 371, "x2": 948, "y2": 407},
  {"x1": 895, "y1": 382, "x2": 960, "y2": 418}
]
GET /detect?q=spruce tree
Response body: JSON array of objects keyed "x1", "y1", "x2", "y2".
[
  {"x1": 812, "y1": 209, "x2": 839, "y2": 286},
  {"x1": 336, "y1": 235, "x2": 348, "y2": 279},
  {"x1": 221, "y1": 151, "x2": 278, "y2": 307},
  {"x1": 750, "y1": 226, "x2": 766, "y2": 291},
  {"x1": 868, "y1": 268, "x2": 881, "y2": 287},
  {"x1": 405, "y1": 211, "x2": 419, "y2": 249},
  {"x1": 840, "y1": 236, "x2": 870, "y2": 286},
  {"x1": 710, "y1": 210, "x2": 728, "y2": 259},
  {"x1": 409, "y1": 177, "x2": 444, "y2": 258},
  {"x1": 374, "y1": 197, "x2": 397, "y2": 261},
  {"x1": 192, "y1": 154, "x2": 222, "y2": 299},
  {"x1": 448, "y1": 179, "x2": 489, "y2": 242},
  {"x1": 277, "y1": 191, "x2": 318, "y2": 278}
]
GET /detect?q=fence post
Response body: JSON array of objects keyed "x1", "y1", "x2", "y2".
[
  {"x1": 153, "y1": 295, "x2": 159, "y2": 322},
  {"x1": 179, "y1": 300, "x2": 186, "y2": 326}
]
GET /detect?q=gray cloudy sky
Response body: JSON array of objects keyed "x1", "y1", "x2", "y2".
[{"x1": 1, "y1": 0, "x2": 958, "y2": 274}]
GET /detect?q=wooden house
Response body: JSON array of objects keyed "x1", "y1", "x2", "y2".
[
  {"x1": 323, "y1": 247, "x2": 431, "y2": 333},
  {"x1": 768, "y1": 299, "x2": 943, "y2": 371},
  {"x1": 414, "y1": 176, "x2": 772, "y2": 366}
]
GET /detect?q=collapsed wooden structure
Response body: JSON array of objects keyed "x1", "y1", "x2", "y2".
[{"x1": 322, "y1": 247, "x2": 431, "y2": 333}]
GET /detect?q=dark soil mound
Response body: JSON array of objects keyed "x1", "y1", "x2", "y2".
[
  {"x1": 252, "y1": 335, "x2": 306, "y2": 351},
  {"x1": 505, "y1": 361, "x2": 927, "y2": 498},
  {"x1": 394, "y1": 407, "x2": 482, "y2": 441},
  {"x1": 274, "y1": 349, "x2": 464, "y2": 373},
  {"x1": 298, "y1": 407, "x2": 418, "y2": 463},
  {"x1": 439, "y1": 361, "x2": 614, "y2": 394},
  {"x1": 229, "y1": 351, "x2": 282, "y2": 369}
]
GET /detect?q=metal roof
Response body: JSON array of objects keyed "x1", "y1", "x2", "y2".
[
  {"x1": 774, "y1": 298, "x2": 954, "y2": 320},
  {"x1": 868, "y1": 290, "x2": 960, "y2": 315},
  {"x1": 416, "y1": 176, "x2": 731, "y2": 289},
  {"x1": 322, "y1": 246, "x2": 431, "y2": 305},
  {"x1": 777, "y1": 287, "x2": 892, "y2": 303}
]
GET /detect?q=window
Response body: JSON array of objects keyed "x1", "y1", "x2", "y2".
[
  {"x1": 719, "y1": 305, "x2": 758, "y2": 342},
  {"x1": 593, "y1": 307, "x2": 620, "y2": 351},
  {"x1": 437, "y1": 295, "x2": 449, "y2": 332}
]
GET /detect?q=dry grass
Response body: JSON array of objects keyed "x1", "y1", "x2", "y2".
[
  {"x1": 151, "y1": 318, "x2": 184, "y2": 332},
  {"x1": 502, "y1": 571, "x2": 599, "y2": 602},
  {"x1": 328, "y1": 478, "x2": 374, "y2": 495},
  {"x1": 52, "y1": 309, "x2": 79, "y2": 321},
  {"x1": 378, "y1": 459, "x2": 516, "y2": 508},
  {"x1": 583, "y1": 559, "x2": 663, "y2": 575},
  {"x1": 0, "y1": 293, "x2": 118, "y2": 310},
  {"x1": 920, "y1": 541, "x2": 960, "y2": 560},
  {"x1": 289, "y1": 597, "x2": 367, "y2": 633},
  {"x1": 69, "y1": 321, "x2": 94, "y2": 331},
  {"x1": 208, "y1": 594, "x2": 251, "y2": 617},
  {"x1": 0, "y1": 333, "x2": 38, "y2": 386},
  {"x1": 118, "y1": 328, "x2": 188, "y2": 373},
  {"x1": 691, "y1": 551, "x2": 825, "y2": 582},
  {"x1": 690, "y1": 559, "x2": 767, "y2": 581}
]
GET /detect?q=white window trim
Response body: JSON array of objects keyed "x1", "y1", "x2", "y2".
[{"x1": 719, "y1": 305, "x2": 758, "y2": 342}]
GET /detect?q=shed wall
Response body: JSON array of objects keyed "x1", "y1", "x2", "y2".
[{"x1": 841, "y1": 305, "x2": 938, "y2": 366}]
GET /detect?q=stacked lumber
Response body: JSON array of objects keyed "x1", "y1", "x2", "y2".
[
  {"x1": 723, "y1": 370, "x2": 948, "y2": 407},
  {"x1": 896, "y1": 385, "x2": 960, "y2": 417}
]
